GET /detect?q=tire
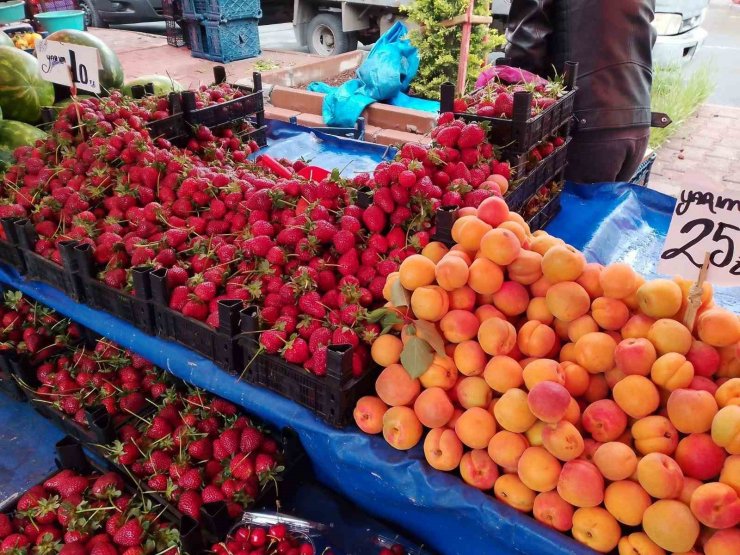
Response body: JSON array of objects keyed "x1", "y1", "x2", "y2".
[
  {"x1": 79, "y1": 0, "x2": 108, "y2": 28},
  {"x1": 307, "y1": 13, "x2": 357, "y2": 57}
]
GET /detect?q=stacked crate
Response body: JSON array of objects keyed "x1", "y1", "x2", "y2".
[
  {"x1": 181, "y1": 0, "x2": 261, "y2": 62},
  {"x1": 162, "y1": 0, "x2": 186, "y2": 47}
]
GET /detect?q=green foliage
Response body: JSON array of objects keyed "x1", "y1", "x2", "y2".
[
  {"x1": 402, "y1": 0, "x2": 505, "y2": 100},
  {"x1": 650, "y1": 64, "x2": 714, "y2": 149}
]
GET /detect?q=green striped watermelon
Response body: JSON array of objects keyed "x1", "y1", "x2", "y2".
[
  {"x1": 122, "y1": 75, "x2": 183, "y2": 97},
  {"x1": 0, "y1": 46, "x2": 55, "y2": 124},
  {"x1": 0, "y1": 119, "x2": 47, "y2": 165},
  {"x1": 45, "y1": 29, "x2": 124, "y2": 92}
]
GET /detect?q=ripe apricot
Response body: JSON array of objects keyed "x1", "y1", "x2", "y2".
[
  {"x1": 518, "y1": 446, "x2": 562, "y2": 492},
  {"x1": 604, "y1": 480, "x2": 652, "y2": 526},
  {"x1": 541, "y1": 245, "x2": 586, "y2": 284},
  {"x1": 478, "y1": 317, "x2": 517, "y2": 356},
  {"x1": 571, "y1": 507, "x2": 621, "y2": 553},
  {"x1": 455, "y1": 406, "x2": 496, "y2": 449},
  {"x1": 398, "y1": 254, "x2": 436, "y2": 291},
  {"x1": 375, "y1": 363, "x2": 421, "y2": 406},
  {"x1": 353, "y1": 396, "x2": 388, "y2": 434},
  {"x1": 435, "y1": 255, "x2": 470, "y2": 291},
  {"x1": 467, "y1": 257, "x2": 504, "y2": 295},
  {"x1": 440, "y1": 309, "x2": 480, "y2": 343},
  {"x1": 480, "y1": 228, "x2": 521, "y2": 266},
  {"x1": 508, "y1": 250, "x2": 544, "y2": 285},
  {"x1": 413, "y1": 387, "x2": 454, "y2": 428},
  {"x1": 410, "y1": 285, "x2": 449, "y2": 322},
  {"x1": 476, "y1": 196, "x2": 510, "y2": 227},
  {"x1": 483, "y1": 355, "x2": 523, "y2": 393},
  {"x1": 575, "y1": 332, "x2": 617, "y2": 373},
  {"x1": 593, "y1": 442, "x2": 637, "y2": 481},
  {"x1": 642, "y1": 500, "x2": 700, "y2": 553},
  {"x1": 576, "y1": 262, "x2": 605, "y2": 299},
  {"x1": 448, "y1": 285, "x2": 476, "y2": 311},
  {"x1": 697, "y1": 307, "x2": 740, "y2": 348},
  {"x1": 492, "y1": 281, "x2": 529, "y2": 316},
  {"x1": 648, "y1": 318, "x2": 693, "y2": 355},
  {"x1": 591, "y1": 297, "x2": 630, "y2": 330},
  {"x1": 599, "y1": 262, "x2": 638, "y2": 299},
  {"x1": 382, "y1": 406, "x2": 423, "y2": 450},
  {"x1": 371, "y1": 334, "x2": 403, "y2": 367},
  {"x1": 488, "y1": 430, "x2": 529, "y2": 472},
  {"x1": 613, "y1": 375, "x2": 660, "y2": 419},
  {"x1": 637, "y1": 278, "x2": 683, "y2": 318},
  {"x1": 452, "y1": 215, "x2": 492, "y2": 252},
  {"x1": 494, "y1": 388, "x2": 537, "y2": 433},
  {"x1": 453, "y1": 340, "x2": 487, "y2": 376},
  {"x1": 494, "y1": 474, "x2": 536, "y2": 512},
  {"x1": 517, "y1": 320, "x2": 557, "y2": 358},
  {"x1": 420, "y1": 241, "x2": 449, "y2": 264},
  {"x1": 423, "y1": 427, "x2": 463, "y2": 471}
]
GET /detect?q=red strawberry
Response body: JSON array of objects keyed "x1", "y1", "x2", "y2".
[
  {"x1": 434, "y1": 126, "x2": 461, "y2": 148},
  {"x1": 201, "y1": 484, "x2": 225, "y2": 504},
  {"x1": 113, "y1": 519, "x2": 143, "y2": 547},
  {"x1": 239, "y1": 427, "x2": 264, "y2": 453},
  {"x1": 178, "y1": 468, "x2": 202, "y2": 491},
  {"x1": 493, "y1": 93, "x2": 515, "y2": 118},
  {"x1": 332, "y1": 327, "x2": 359, "y2": 348},
  {"x1": 188, "y1": 438, "x2": 213, "y2": 461},
  {"x1": 298, "y1": 292, "x2": 325, "y2": 319},
  {"x1": 332, "y1": 230, "x2": 356, "y2": 254},
  {"x1": 453, "y1": 99, "x2": 468, "y2": 112},
  {"x1": 90, "y1": 544, "x2": 119, "y2": 555},
  {"x1": 0, "y1": 513, "x2": 11, "y2": 537},
  {"x1": 146, "y1": 416, "x2": 173, "y2": 440},
  {"x1": 229, "y1": 454, "x2": 254, "y2": 480},
  {"x1": 91, "y1": 473, "x2": 124, "y2": 498},
  {"x1": 255, "y1": 453, "x2": 276, "y2": 475},
  {"x1": 193, "y1": 282, "x2": 217, "y2": 303},
  {"x1": 361, "y1": 205, "x2": 386, "y2": 233},
  {"x1": 219, "y1": 429, "x2": 240, "y2": 456},
  {"x1": 147, "y1": 474, "x2": 168, "y2": 492},
  {"x1": 1, "y1": 534, "x2": 30, "y2": 551},
  {"x1": 283, "y1": 337, "x2": 309, "y2": 364},
  {"x1": 457, "y1": 124, "x2": 485, "y2": 149},
  {"x1": 57, "y1": 475, "x2": 88, "y2": 499},
  {"x1": 177, "y1": 490, "x2": 202, "y2": 520},
  {"x1": 373, "y1": 187, "x2": 395, "y2": 214},
  {"x1": 259, "y1": 329, "x2": 286, "y2": 354},
  {"x1": 182, "y1": 300, "x2": 208, "y2": 321}
]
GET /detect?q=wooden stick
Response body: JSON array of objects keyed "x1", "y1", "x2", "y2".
[
  {"x1": 439, "y1": 14, "x2": 492, "y2": 27},
  {"x1": 683, "y1": 251, "x2": 710, "y2": 330},
  {"x1": 456, "y1": 0, "x2": 476, "y2": 96}
]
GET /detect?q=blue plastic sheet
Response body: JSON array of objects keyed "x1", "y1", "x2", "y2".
[
  {"x1": 549, "y1": 182, "x2": 739, "y2": 312},
  {"x1": 255, "y1": 120, "x2": 395, "y2": 176}
]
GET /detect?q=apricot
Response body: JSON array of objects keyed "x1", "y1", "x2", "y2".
[
  {"x1": 474, "y1": 304, "x2": 505, "y2": 323},
  {"x1": 525, "y1": 420, "x2": 546, "y2": 447},
  {"x1": 541, "y1": 244, "x2": 586, "y2": 284},
  {"x1": 375, "y1": 363, "x2": 421, "y2": 406},
  {"x1": 353, "y1": 396, "x2": 388, "y2": 434},
  {"x1": 460, "y1": 449, "x2": 500, "y2": 490},
  {"x1": 533, "y1": 491, "x2": 574, "y2": 532},
  {"x1": 593, "y1": 442, "x2": 637, "y2": 481},
  {"x1": 455, "y1": 377, "x2": 492, "y2": 409},
  {"x1": 552, "y1": 318, "x2": 571, "y2": 341},
  {"x1": 517, "y1": 320, "x2": 556, "y2": 358},
  {"x1": 571, "y1": 507, "x2": 621, "y2": 553},
  {"x1": 452, "y1": 341, "x2": 487, "y2": 377},
  {"x1": 447, "y1": 248, "x2": 473, "y2": 265},
  {"x1": 541, "y1": 283, "x2": 589, "y2": 326},
  {"x1": 564, "y1": 315, "x2": 596, "y2": 343},
  {"x1": 563, "y1": 397, "x2": 581, "y2": 425},
  {"x1": 632, "y1": 415, "x2": 679, "y2": 455},
  {"x1": 591, "y1": 297, "x2": 630, "y2": 330},
  {"x1": 651, "y1": 353, "x2": 694, "y2": 391},
  {"x1": 422, "y1": 427, "x2": 463, "y2": 471},
  {"x1": 498, "y1": 219, "x2": 528, "y2": 244},
  {"x1": 455, "y1": 406, "x2": 496, "y2": 449},
  {"x1": 718, "y1": 341, "x2": 740, "y2": 379},
  {"x1": 529, "y1": 233, "x2": 563, "y2": 255},
  {"x1": 622, "y1": 313, "x2": 657, "y2": 339},
  {"x1": 575, "y1": 332, "x2": 617, "y2": 374},
  {"x1": 527, "y1": 381, "x2": 571, "y2": 423},
  {"x1": 636, "y1": 279, "x2": 683, "y2": 318},
  {"x1": 447, "y1": 286, "x2": 476, "y2": 311},
  {"x1": 488, "y1": 430, "x2": 529, "y2": 472},
  {"x1": 697, "y1": 307, "x2": 740, "y2": 348},
  {"x1": 479, "y1": 228, "x2": 520, "y2": 266},
  {"x1": 642, "y1": 500, "x2": 700, "y2": 553},
  {"x1": 675, "y1": 433, "x2": 727, "y2": 481},
  {"x1": 712, "y1": 405, "x2": 740, "y2": 455},
  {"x1": 582, "y1": 399, "x2": 627, "y2": 442},
  {"x1": 717, "y1": 380, "x2": 740, "y2": 411},
  {"x1": 413, "y1": 387, "x2": 455, "y2": 428},
  {"x1": 439, "y1": 310, "x2": 480, "y2": 343},
  {"x1": 648, "y1": 318, "x2": 693, "y2": 356},
  {"x1": 559, "y1": 342, "x2": 577, "y2": 363},
  {"x1": 680, "y1": 477, "x2": 703, "y2": 506},
  {"x1": 382, "y1": 406, "x2": 423, "y2": 450},
  {"x1": 507, "y1": 249, "x2": 543, "y2": 285},
  {"x1": 476, "y1": 196, "x2": 509, "y2": 227},
  {"x1": 613, "y1": 375, "x2": 659, "y2": 419},
  {"x1": 419, "y1": 355, "x2": 458, "y2": 390},
  {"x1": 483, "y1": 355, "x2": 523, "y2": 393},
  {"x1": 720, "y1": 455, "x2": 740, "y2": 494},
  {"x1": 617, "y1": 533, "x2": 666, "y2": 555},
  {"x1": 604, "y1": 480, "x2": 652, "y2": 526},
  {"x1": 584, "y1": 373, "x2": 609, "y2": 403},
  {"x1": 542, "y1": 421, "x2": 584, "y2": 461},
  {"x1": 704, "y1": 528, "x2": 740, "y2": 555},
  {"x1": 478, "y1": 317, "x2": 517, "y2": 356},
  {"x1": 493, "y1": 473, "x2": 536, "y2": 512},
  {"x1": 370, "y1": 335, "x2": 403, "y2": 367},
  {"x1": 420, "y1": 241, "x2": 449, "y2": 264},
  {"x1": 599, "y1": 262, "x2": 638, "y2": 299},
  {"x1": 522, "y1": 358, "x2": 565, "y2": 390},
  {"x1": 557, "y1": 459, "x2": 604, "y2": 507},
  {"x1": 637, "y1": 452, "x2": 684, "y2": 499},
  {"x1": 667, "y1": 388, "x2": 718, "y2": 433},
  {"x1": 494, "y1": 388, "x2": 537, "y2": 433},
  {"x1": 517, "y1": 446, "x2": 561, "y2": 493},
  {"x1": 614, "y1": 337, "x2": 656, "y2": 377},
  {"x1": 491, "y1": 281, "x2": 529, "y2": 317},
  {"x1": 575, "y1": 262, "x2": 604, "y2": 299},
  {"x1": 451, "y1": 215, "x2": 491, "y2": 252},
  {"x1": 434, "y1": 255, "x2": 469, "y2": 292},
  {"x1": 463, "y1": 257, "x2": 503, "y2": 296},
  {"x1": 561, "y1": 361, "x2": 589, "y2": 397},
  {"x1": 398, "y1": 254, "x2": 436, "y2": 291},
  {"x1": 526, "y1": 297, "x2": 554, "y2": 325}
]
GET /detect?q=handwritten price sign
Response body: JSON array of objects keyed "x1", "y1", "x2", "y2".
[
  {"x1": 36, "y1": 39, "x2": 100, "y2": 94},
  {"x1": 659, "y1": 187, "x2": 740, "y2": 286}
]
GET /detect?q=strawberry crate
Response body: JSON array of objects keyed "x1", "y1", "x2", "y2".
[
  {"x1": 184, "y1": 18, "x2": 209, "y2": 57},
  {"x1": 181, "y1": 69, "x2": 264, "y2": 128},
  {"x1": 74, "y1": 244, "x2": 156, "y2": 335},
  {"x1": 523, "y1": 180, "x2": 565, "y2": 233},
  {"x1": 238, "y1": 307, "x2": 379, "y2": 428},
  {"x1": 0, "y1": 217, "x2": 25, "y2": 272},
  {"x1": 149, "y1": 268, "x2": 244, "y2": 371},
  {"x1": 12, "y1": 219, "x2": 85, "y2": 300},
  {"x1": 0, "y1": 436, "x2": 206, "y2": 554},
  {"x1": 439, "y1": 62, "x2": 578, "y2": 154}
]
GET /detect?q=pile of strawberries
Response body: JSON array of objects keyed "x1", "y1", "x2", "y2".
[
  {"x1": 453, "y1": 76, "x2": 566, "y2": 119},
  {"x1": 0, "y1": 468, "x2": 181, "y2": 555},
  {"x1": 101, "y1": 387, "x2": 284, "y2": 522}
]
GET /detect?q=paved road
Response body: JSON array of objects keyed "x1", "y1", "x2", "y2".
[{"x1": 687, "y1": 0, "x2": 740, "y2": 106}]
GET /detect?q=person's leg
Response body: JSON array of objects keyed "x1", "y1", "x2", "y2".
[
  {"x1": 565, "y1": 132, "x2": 630, "y2": 184},
  {"x1": 615, "y1": 133, "x2": 651, "y2": 182}
]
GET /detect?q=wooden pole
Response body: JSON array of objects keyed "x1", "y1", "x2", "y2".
[
  {"x1": 456, "y1": 0, "x2": 475, "y2": 96},
  {"x1": 683, "y1": 251, "x2": 710, "y2": 331}
]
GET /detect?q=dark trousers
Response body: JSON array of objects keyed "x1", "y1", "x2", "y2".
[{"x1": 565, "y1": 127, "x2": 651, "y2": 184}]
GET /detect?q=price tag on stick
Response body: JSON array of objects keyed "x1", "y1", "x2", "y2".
[
  {"x1": 36, "y1": 39, "x2": 101, "y2": 94},
  {"x1": 658, "y1": 186, "x2": 740, "y2": 287}
]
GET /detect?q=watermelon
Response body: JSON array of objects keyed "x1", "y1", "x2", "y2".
[
  {"x1": 0, "y1": 119, "x2": 47, "y2": 166},
  {"x1": 45, "y1": 29, "x2": 124, "y2": 91},
  {"x1": 0, "y1": 46, "x2": 55, "y2": 124},
  {"x1": 0, "y1": 33, "x2": 12, "y2": 48},
  {"x1": 122, "y1": 75, "x2": 183, "y2": 97}
]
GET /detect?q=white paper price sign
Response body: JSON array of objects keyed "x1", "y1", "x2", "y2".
[
  {"x1": 36, "y1": 39, "x2": 100, "y2": 94},
  {"x1": 659, "y1": 187, "x2": 740, "y2": 286}
]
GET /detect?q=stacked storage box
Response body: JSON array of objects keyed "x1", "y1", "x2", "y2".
[{"x1": 181, "y1": 0, "x2": 261, "y2": 62}]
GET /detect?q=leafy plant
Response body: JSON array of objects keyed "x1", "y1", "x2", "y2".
[
  {"x1": 402, "y1": 0, "x2": 506, "y2": 100},
  {"x1": 650, "y1": 63, "x2": 714, "y2": 149}
]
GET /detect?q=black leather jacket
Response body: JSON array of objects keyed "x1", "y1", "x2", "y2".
[{"x1": 505, "y1": 0, "x2": 657, "y2": 132}]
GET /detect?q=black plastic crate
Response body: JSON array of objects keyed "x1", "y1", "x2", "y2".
[
  {"x1": 526, "y1": 189, "x2": 563, "y2": 233},
  {"x1": 504, "y1": 137, "x2": 570, "y2": 213},
  {"x1": 74, "y1": 244, "x2": 156, "y2": 335},
  {"x1": 165, "y1": 17, "x2": 187, "y2": 47},
  {"x1": 630, "y1": 151, "x2": 657, "y2": 188},
  {"x1": 0, "y1": 217, "x2": 25, "y2": 272},
  {"x1": 238, "y1": 307, "x2": 379, "y2": 428},
  {"x1": 149, "y1": 268, "x2": 243, "y2": 371},
  {"x1": 182, "y1": 71, "x2": 263, "y2": 129},
  {"x1": 0, "y1": 352, "x2": 24, "y2": 401},
  {"x1": 439, "y1": 62, "x2": 578, "y2": 153}
]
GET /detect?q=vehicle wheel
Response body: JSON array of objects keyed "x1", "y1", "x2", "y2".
[
  {"x1": 79, "y1": 0, "x2": 108, "y2": 28},
  {"x1": 307, "y1": 13, "x2": 357, "y2": 57}
]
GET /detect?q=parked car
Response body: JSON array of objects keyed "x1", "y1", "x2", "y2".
[{"x1": 79, "y1": 0, "x2": 163, "y2": 27}]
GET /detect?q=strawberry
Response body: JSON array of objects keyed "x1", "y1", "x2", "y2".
[
  {"x1": 1, "y1": 534, "x2": 30, "y2": 551},
  {"x1": 372, "y1": 187, "x2": 395, "y2": 214},
  {"x1": 298, "y1": 292, "x2": 325, "y2": 319},
  {"x1": 178, "y1": 468, "x2": 202, "y2": 491},
  {"x1": 239, "y1": 427, "x2": 264, "y2": 453},
  {"x1": 177, "y1": 490, "x2": 202, "y2": 520},
  {"x1": 337, "y1": 250, "x2": 360, "y2": 276},
  {"x1": 229, "y1": 453, "x2": 254, "y2": 480},
  {"x1": 332, "y1": 327, "x2": 359, "y2": 348},
  {"x1": 283, "y1": 337, "x2": 309, "y2": 364},
  {"x1": 434, "y1": 126, "x2": 461, "y2": 148},
  {"x1": 0, "y1": 513, "x2": 11, "y2": 537},
  {"x1": 361, "y1": 205, "x2": 386, "y2": 233},
  {"x1": 91, "y1": 472, "x2": 123, "y2": 498},
  {"x1": 113, "y1": 519, "x2": 143, "y2": 547},
  {"x1": 90, "y1": 544, "x2": 119, "y2": 555},
  {"x1": 255, "y1": 453, "x2": 276, "y2": 475},
  {"x1": 332, "y1": 230, "x2": 355, "y2": 254},
  {"x1": 493, "y1": 93, "x2": 515, "y2": 118},
  {"x1": 457, "y1": 123, "x2": 486, "y2": 149},
  {"x1": 57, "y1": 475, "x2": 88, "y2": 499},
  {"x1": 193, "y1": 281, "x2": 217, "y2": 302},
  {"x1": 259, "y1": 329, "x2": 286, "y2": 354},
  {"x1": 182, "y1": 300, "x2": 208, "y2": 321},
  {"x1": 43, "y1": 470, "x2": 74, "y2": 492},
  {"x1": 308, "y1": 327, "x2": 332, "y2": 353},
  {"x1": 188, "y1": 438, "x2": 213, "y2": 461},
  {"x1": 146, "y1": 416, "x2": 173, "y2": 440},
  {"x1": 147, "y1": 474, "x2": 168, "y2": 492},
  {"x1": 219, "y1": 429, "x2": 240, "y2": 456}
]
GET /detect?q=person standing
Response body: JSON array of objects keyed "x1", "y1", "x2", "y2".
[{"x1": 505, "y1": 0, "x2": 657, "y2": 183}]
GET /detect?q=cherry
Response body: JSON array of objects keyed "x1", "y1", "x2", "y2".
[
  {"x1": 298, "y1": 544, "x2": 315, "y2": 555},
  {"x1": 235, "y1": 527, "x2": 251, "y2": 543},
  {"x1": 269, "y1": 523, "x2": 287, "y2": 540},
  {"x1": 249, "y1": 527, "x2": 267, "y2": 547}
]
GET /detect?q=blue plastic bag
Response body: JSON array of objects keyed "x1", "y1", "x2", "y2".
[
  {"x1": 307, "y1": 80, "x2": 375, "y2": 128},
  {"x1": 388, "y1": 91, "x2": 440, "y2": 113}
]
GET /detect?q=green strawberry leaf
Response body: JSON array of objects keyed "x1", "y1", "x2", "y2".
[
  {"x1": 400, "y1": 336, "x2": 434, "y2": 379},
  {"x1": 413, "y1": 319, "x2": 446, "y2": 356},
  {"x1": 390, "y1": 280, "x2": 412, "y2": 308}
]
